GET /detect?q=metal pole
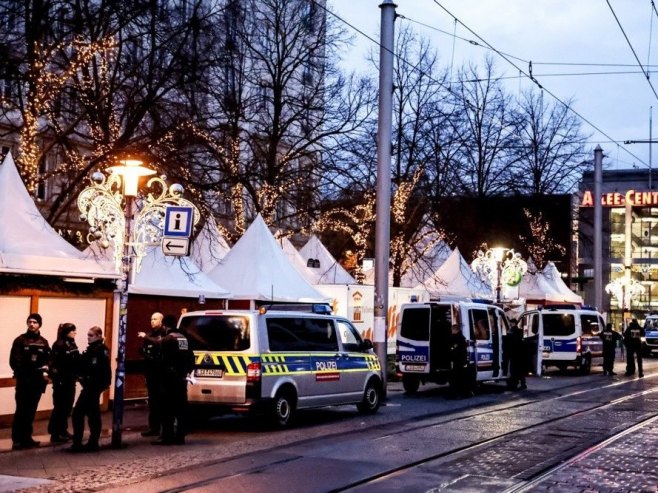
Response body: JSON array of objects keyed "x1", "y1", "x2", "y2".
[
  {"x1": 624, "y1": 192, "x2": 632, "y2": 318},
  {"x1": 650, "y1": 106, "x2": 653, "y2": 189},
  {"x1": 374, "y1": 0, "x2": 396, "y2": 397},
  {"x1": 111, "y1": 195, "x2": 132, "y2": 448},
  {"x1": 496, "y1": 260, "x2": 502, "y2": 304},
  {"x1": 593, "y1": 146, "x2": 603, "y2": 311}
]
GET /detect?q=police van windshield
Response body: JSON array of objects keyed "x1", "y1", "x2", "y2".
[
  {"x1": 543, "y1": 313, "x2": 576, "y2": 337},
  {"x1": 645, "y1": 317, "x2": 658, "y2": 330},
  {"x1": 179, "y1": 315, "x2": 250, "y2": 351}
]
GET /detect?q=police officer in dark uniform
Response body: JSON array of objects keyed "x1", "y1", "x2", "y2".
[
  {"x1": 600, "y1": 323, "x2": 622, "y2": 376},
  {"x1": 449, "y1": 324, "x2": 471, "y2": 397},
  {"x1": 9, "y1": 313, "x2": 51, "y2": 450},
  {"x1": 48, "y1": 323, "x2": 80, "y2": 443},
  {"x1": 153, "y1": 315, "x2": 194, "y2": 445},
  {"x1": 507, "y1": 322, "x2": 527, "y2": 390},
  {"x1": 69, "y1": 326, "x2": 111, "y2": 452},
  {"x1": 137, "y1": 312, "x2": 166, "y2": 437},
  {"x1": 624, "y1": 318, "x2": 645, "y2": 377}
]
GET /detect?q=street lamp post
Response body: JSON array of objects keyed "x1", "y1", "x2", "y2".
[
  {"x1": 78, "y1": 158, "x2": 198, "y2": 448},
  {"x1": 472, "y1": 246, "x2": 528, "y2": 304}
]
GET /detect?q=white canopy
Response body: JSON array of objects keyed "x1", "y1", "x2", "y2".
[
  {"x1": 279, "y1": 236, "x2": 316, "y2": 283},
  {"x1": 518, "y1": 270, "x2": 565, "y2": 304},
  {"x1": 129, "y1": 246, "x2": 232, "y2": 298},
  {"x1": 0, "y1": 152, "x2": 117, "y2": 278},
  {"x1": 401, "y1": 239, "x2": 452, "y2": 288},
  {"x1": 417, "y1": 247, "x2": 492, "y2": 300},
  {"x1": 190, "y1": 218, "x2": 231, "y2": 273},
  {"x1": 542, "y1": 261, "x2": 583, "y2": 304},
  {"x1": 299, "y1": 235, "x2": 356, "y2": 284},
  {"x1": 208, "y1": 215, "x2": 329, "y2": 302}
]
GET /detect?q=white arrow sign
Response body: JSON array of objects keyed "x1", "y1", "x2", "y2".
[{"x1": 161, "y1": 237, "x2": 190, "y2": 256}]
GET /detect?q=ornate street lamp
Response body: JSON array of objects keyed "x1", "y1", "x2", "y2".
[
  {"x1": 605, "y1": 277, "x2": 645, "y2": 315},
  {"x1": 77, "y1": 157, "x2": 199, "y2": 448},
  {"x1": 472, "y1": 247, "x2": 528, "y2": 303}
]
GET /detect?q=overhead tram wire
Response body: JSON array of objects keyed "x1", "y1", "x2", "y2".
[
  {"x1": 429, "y1": 0, "x2": 649, "y2": 170},
  {"x1": 606, "y1": 0, "x2": 658, "y2": 100}
]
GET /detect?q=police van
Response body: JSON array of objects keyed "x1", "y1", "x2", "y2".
[
  {"x1": 178, "y1": 308, "x2": 382, "y2": 427},
  {"x1": 643, "y1": 313, "x2": 658, "y2": 356},
  {"x1": 519, "y1": 305, "x2": 604, "y2": 374},
  {"x1": 396, "y1": 300, "x2": 523, "y2": 393}
]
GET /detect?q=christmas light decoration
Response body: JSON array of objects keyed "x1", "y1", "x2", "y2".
[
  {"x1": 605, "y1": 277, "x2": 645, "y2": 310},
  {"x1": 472, "y1": 246, "x2": 528, "y2": 302}
]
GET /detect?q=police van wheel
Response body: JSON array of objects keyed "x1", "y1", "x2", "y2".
[
  {"x1": 271, "y1": 390, "x2": 296, "y2": 428},
  {"x1": 402, "y1": 374, "x2": 420, "y2": 394},
  {"x1": 357, "y1": 379, "x2": 381, "y2": 414}
]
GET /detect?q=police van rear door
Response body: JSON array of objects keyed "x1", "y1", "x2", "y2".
[{"x1": 396, "y1": 304, "x2": 431, "y2": 375}]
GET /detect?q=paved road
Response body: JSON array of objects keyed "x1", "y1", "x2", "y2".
[{"x1": 1, "y1": 358, "x2": 657, "y2": 492}]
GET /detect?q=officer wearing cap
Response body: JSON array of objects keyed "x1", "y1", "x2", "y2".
[
  {"x1": 152, "y1": 315, "x2": 194, "y2": 445},
  {"x1": 48, "y1": 323, "x2": 80, "y2": 443},
  {"x1": 9, "y1": 313, "x2": 51, "y2": 450}
]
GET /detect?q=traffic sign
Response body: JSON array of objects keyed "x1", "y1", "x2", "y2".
[
  {"x1": 161, "y1": 237, "x2": 190, "y2": 256},
  {"x1": 164, "y1": 206, "x2": 194, "y2": 238}
]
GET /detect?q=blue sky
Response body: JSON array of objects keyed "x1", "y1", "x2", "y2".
[{"x1": 329, "y1": 0, "x2": 658, "y2": 173}]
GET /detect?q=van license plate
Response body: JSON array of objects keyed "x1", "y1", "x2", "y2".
[
  {"x1": 405, "y1": 364, "x2": 425, "y2": 372},
  {"x1": 195, "y1": 368, "x2": 224, "y2": 378}
]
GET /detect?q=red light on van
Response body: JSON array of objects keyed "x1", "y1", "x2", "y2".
[
  {"x1": 576, "y1": 336, "x2": 582, "y2": 354},
  {"x1": 247, "y1": 362, "x2": 262, "y2": 382}
]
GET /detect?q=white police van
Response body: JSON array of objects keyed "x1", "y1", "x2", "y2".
[
  {"x1": 395, "y1": 300, "x2": 523, "y2": 393},
  {"x1": 178, "y1": 308, "x2": 382, "y2": 427},
  {"x1": 519, "y1": 305, "x2": 604, "y2": 374},
  {"x1": 643, "y1": 313, "x2": 658, "y2": 356}
]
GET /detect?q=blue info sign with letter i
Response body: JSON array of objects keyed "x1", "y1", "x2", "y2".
[{"x1": 164, "y1": 206, "x2": 194, "y2": 238}]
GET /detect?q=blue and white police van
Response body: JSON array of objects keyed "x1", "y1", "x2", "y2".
[
  {"x1": 642, "y1": 313, "x2": 658, "y2": 356},
  {"x1": 395, "y1": 300, "x2": 522, "y2": 393},
  {"x1": 178, "y1": 308, "x2": 382, "y2": 427},
  {"x1": 519, "y1": 305, "x2": 604, "y2": 374}
]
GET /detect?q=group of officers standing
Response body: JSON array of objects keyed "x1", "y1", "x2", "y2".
[
  {"x1": 10, "y1": 313, "x2": 111, "y2": 451},
  {"x1": 9, "y1": 310, "x2": 194, "y2": 452}
]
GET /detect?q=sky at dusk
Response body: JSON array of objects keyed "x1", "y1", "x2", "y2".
[{"x1": 329, "y1": 0, "x2": 658, "y2": 173}]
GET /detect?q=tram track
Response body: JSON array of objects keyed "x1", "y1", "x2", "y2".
[{"x1": 150, "y1": 373, "x2": 658, "y2": 493}]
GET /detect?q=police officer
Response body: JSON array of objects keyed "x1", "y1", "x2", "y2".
[
  {"x1": 507, "y1": 321, "x2": 527, "y2": 390},
  {"x1": 624, "y1": 318, "x2": 645, "y2": 377},
  {"x1": 9, "y1": 313, "x2": 51, "y2": 450},
  {"x1": 600, "y1": 323, "x2": 621, "y2": 376},
  {"x1": 449, "y1": 324, "x2": 471, "y2": 397},
  {"x1": 152, "y1": 315, "x2": 194, "y2": 445},
  {"x1": 48, "y1": 323, "x2": 80, "y2": 443},
  {"x1": 137, "y1": 312, "x2": 166, "y2": 437},
  {"x1": 69, "y1": 326, "x2": 111, "y2": 452}
]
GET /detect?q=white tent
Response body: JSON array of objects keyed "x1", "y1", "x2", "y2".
[
  {"x1": 208, "y1": 215, "x2": 329, "y2": 302},
  {"x1": 190, "y1": 218, "x2": 231, "y2": 273},
  {"x1": 0, "y1": 152, "x2": 117, "y2": 278},
  {"x1": 298, "y1": 235, "x2": 356, "y2": 284},
  {"x1": 279, "y1": 236, "x2": 316, "y2": 284},
  {"x1": 401, "y1": 239, "x2": 452, "y2": 288},
  {"x1": 417, "y1": 247, "x2": 492, "y2": 300},
  {"x1": 518, "y1": 270, "x2": 565, "y2": 304},
  {"x1": 542, "y1": 261, "x2": 584, "y2": 304},
  {"x1": 129, "y1": 246, "x2": 232, "y2": 298}
]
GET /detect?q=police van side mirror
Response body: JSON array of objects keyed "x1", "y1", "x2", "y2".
[{"x1": 361, "y1": 339, "x2": 373, "y2": 351}]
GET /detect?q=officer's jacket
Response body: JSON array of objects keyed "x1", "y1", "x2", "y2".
[
  {"x1": 600, "y1": 329, "x2": 621, "y2": 350},
  {"x1": 161, "y1": 330, "x2": 194, "y2": 378},
  {"x1": 10, "y1": 331, "x2": 51, "y2": 383},
  {"x1": 79, "y1": 340, "x2": 111, "y2": 392},
  {"x1": 624, "y1": 324, "x2": 645, "y2": 349},
  {"x1": 141, "y1": 328, "x2": 165, "y2": 369},
  {"x1": 449, "y1": 332, "x2": 467, "y2": 368},
  {"x1": 49, "y1": 337, "x2": 80, "y2": 384}
]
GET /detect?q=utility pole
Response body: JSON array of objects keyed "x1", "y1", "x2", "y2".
[
  {"x1": 594, "y1": 146, "x2": 603, "y2": 312},
  {"x1": 374, "y1": 0, "x2": 396, "y2": 397}
]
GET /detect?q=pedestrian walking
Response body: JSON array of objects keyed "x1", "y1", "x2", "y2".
[
  {"x1": 449, "y1": 324, "x2": 471, "y2": 397},
  {"x1": 137, "y1": 312, "x2": 166, "y2": 437},
  {"x1": 9, "y1": 313, "x2": 51, "y2": 450},
  {"x1": 624, "y1": 318, "x2": 644, "y2": 377},
  {"x1": 152, "y1": 315, "x2": 194, "y2": 445},
  {"x1": 48, "y1": 323, "x2": 80, "y2": 443},
  {"x1": 507, "y1": 320, "x2": 527, "y2": 390},
  {"x1": 68, "y1": 326, "x2": 111, "y2": 452},
  {"x1": 600, "y1": 323, "x2": 621, "y2": 376}
]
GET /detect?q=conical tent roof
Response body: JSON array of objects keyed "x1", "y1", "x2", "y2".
[
  {"x1": 207, "y1": 215, "x2": 328, "y2": 302},
  {"x1": 518, "y1": 269, "x2": 564, "y2": 303},
  {"x1": 0, "y1": 152, "x2": 117, "y2": 278},
  {"x1": 542, "y1": 261, "x2": 583, "y2": 304},
  {"x1": 190, "y1": 218, "x2": 231, "y2": 273},
  {"x1": 417, "y1": 247, "x2": 492, "y2": 299},
  {"x1": 299, "y1": 235, "x2": 356, "y2": 284},
  {"x1": 278, "y1": 236, "x2": 316, "y2": 283},
  {"x1": 401, "y1": 239, "x2": 452, "y2": 288},
  {"x1": 129, "y1": 246, "x2": 232, "y2": 298}
]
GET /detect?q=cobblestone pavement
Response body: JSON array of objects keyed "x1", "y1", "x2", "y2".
[{"x1": 1, "y1": 369, "x2": 658, "y2": 492}]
